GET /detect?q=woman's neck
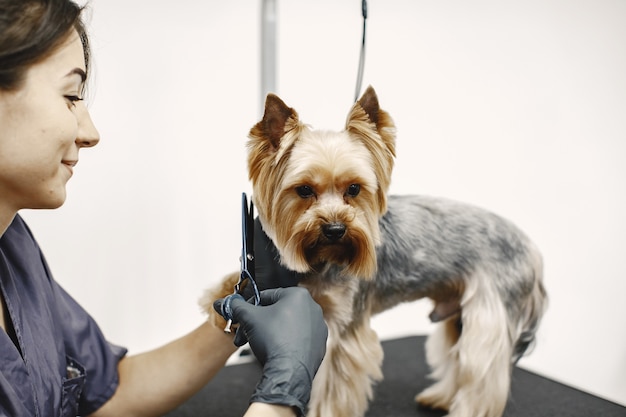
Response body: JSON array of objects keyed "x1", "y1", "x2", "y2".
[{"x1": 0, "y1": 206, "x2": 17, "y2": 238}]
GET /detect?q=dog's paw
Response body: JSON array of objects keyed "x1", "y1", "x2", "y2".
[
  {"x1": 199, "y1": 271, "x2": 241, "y2": 328},
  {"x1": 415, "y1": 385, "x2": 452, "y2": 411},
  {"x1": 198, "y1": 287, "x2": 227, "y2": 329}
]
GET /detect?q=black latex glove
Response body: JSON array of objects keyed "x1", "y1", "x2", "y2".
[
  {"x1": 240, "y1": 218, "x2": 303, "y2": 301},
  {"x1": 214, "y1": 287, "x2": 328, "y2": 416}
]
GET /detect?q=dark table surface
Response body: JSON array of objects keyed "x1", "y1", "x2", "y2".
[{"x1": 165, "y1": 335, "x2": 625, "y2": 417}]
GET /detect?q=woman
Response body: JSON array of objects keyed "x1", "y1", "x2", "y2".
[{"x1": 0, "y1": 1, "x2": 327, "y2": 416}]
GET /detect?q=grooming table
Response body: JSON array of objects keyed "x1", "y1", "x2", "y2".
[{"x1": 165, "y1": 335, "x2": 625, "y2": 417}]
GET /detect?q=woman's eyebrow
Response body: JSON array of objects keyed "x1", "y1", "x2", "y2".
[{"x1": 65, "y1": 67, "x2": 87, "y2": 82}]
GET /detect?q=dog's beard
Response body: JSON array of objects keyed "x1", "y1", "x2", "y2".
[{"x1": 273, "y1": 202, "x2": 381, "y2": 279}]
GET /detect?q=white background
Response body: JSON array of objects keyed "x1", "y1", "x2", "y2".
[{"x1": 21, "y1": 0, "x2": 625, "y2": 407}]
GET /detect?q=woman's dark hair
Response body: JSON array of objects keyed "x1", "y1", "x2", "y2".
[{"x1": 0, "y1": 0, "x2": 89, "y2": 91}]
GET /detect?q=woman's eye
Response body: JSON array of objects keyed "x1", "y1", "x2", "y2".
[
  {"x1": 65, "y1": 95, "x2": 84, "y2": 106},
  {"x1": 295, "y1": 185, "x2": 315, "y2": 199}
]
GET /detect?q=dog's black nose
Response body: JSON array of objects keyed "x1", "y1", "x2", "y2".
[{"x1": 322, "y1": 222, "x2": 346, "y2": 241}]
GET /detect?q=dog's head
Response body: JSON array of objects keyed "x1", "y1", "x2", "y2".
[{"x1": 247, "y1": 86, "x2": 396, "y2": 279}]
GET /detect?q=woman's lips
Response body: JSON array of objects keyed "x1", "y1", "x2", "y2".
[{"x1": 62, "y1": 160, "x2": 78, "y2": 175}]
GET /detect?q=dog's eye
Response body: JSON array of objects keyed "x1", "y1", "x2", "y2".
[
  {"x1": 346, "y1": 184, "x2": 361, "y2": 197},
  {"x1": 296, "y1": 185, "x2": 315, "y2": 198}
]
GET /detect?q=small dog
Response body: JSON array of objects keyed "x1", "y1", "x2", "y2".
[{"x1": 203, "y1": 86, "x2": 547, "y2": 417}]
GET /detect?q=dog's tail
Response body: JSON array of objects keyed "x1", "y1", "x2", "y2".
[{"x1": 512, "y1": 243, "x2": 548, "y2": 363}]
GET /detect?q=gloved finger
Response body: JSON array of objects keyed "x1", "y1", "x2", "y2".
[
  {"x1": 233, "y1": 328, "x2": 249, "y2": 347},
  {"x1": 212, "y1": 298, "x2": 225, "y2": 317},
  {"x1": 255, "y1": 287, "x2": 287, "y2": 306},
  {"x1": 212, "y1": 294, "x2": 246, "y2": 320},
  {"x1": 257, "y1": 286, "x2": 316, "y2": 309},
  {"x1": 220, "y1": 293, "x2": 255, "y2": 322}
]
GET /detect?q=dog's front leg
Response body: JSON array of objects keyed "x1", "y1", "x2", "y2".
[{"x1": 307, "y1": 314, "x2": 383, "y2": 417}]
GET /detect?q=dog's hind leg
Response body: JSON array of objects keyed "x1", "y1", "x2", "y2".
[
  {"x1": 447, "y1": 272, "x2": 512, "y2": 417},
  {"x1": 415, "y1": 316, "x2": 461, "y2": 411},
  {"x1": 417, "y1": 271, "x2": 514, "y2": 417},
  {"x1": 307, "y1": 316, "x2": 384, "y2": 417}
]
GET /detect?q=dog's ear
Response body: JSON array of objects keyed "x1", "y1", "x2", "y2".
[
  {"x1": 356, "y1": 85, "x2": 381, "y2": 125},
  {"x1": 347, "y1": 86, "x2": 395, "y2": 143},
  {"x1": 258, "y1": 94, "x2": 299, "y2": 149},
  {"x1": 345, "y1": 86, "x2": 397, "y2": 213},
  {"x1": 247, "y1": 93, "x2": 304, "y2": 208}
]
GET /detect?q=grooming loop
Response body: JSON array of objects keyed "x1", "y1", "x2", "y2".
[
  {"x1": 223, "y1": 193, "x2": 261, "y2": 334},
  {"x1": 353, "y1": 0, "x2": 368, "y2": 102}
]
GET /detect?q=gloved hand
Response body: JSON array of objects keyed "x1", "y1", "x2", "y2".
[
  {"x1": 239, "y1": 218, "x2": 302, "y2": 302},
  {"x1": 214, "y1": 287, "x2": 328, "y2": 416}
]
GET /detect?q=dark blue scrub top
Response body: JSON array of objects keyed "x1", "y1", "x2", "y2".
[{"x1": 0, "y1": 215, "x2": 127, "y2": 417}]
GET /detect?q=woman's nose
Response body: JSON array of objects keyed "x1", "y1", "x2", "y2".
[{"x1": 76, "y1": 103, "x2": 100, "y2": 148}]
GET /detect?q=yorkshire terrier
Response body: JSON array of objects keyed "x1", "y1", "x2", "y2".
[{"x1": 202, "y1": 86, "x2": 547, "y2": 417}]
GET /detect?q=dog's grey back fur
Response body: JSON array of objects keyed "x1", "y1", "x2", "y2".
[{"x1": 357, "y1": 194, "x2": 546, "y2": 361}]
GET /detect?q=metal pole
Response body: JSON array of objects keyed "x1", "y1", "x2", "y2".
[{"x1": 260, "y1": 0, "x2": 277, "y2": 115}]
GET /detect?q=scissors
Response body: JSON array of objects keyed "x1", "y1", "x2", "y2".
[{"x1": 222, "y1": 192, "x2": 261, "y2": 334}]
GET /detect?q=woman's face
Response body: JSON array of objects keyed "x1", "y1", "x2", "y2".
[{"x1": 0, "y1": 30, "x2": 100, "y2": 212}]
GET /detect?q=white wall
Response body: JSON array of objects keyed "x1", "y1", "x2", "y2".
[{"x1": 21, "y1": 0, "x2": 625, "y2": 406}]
